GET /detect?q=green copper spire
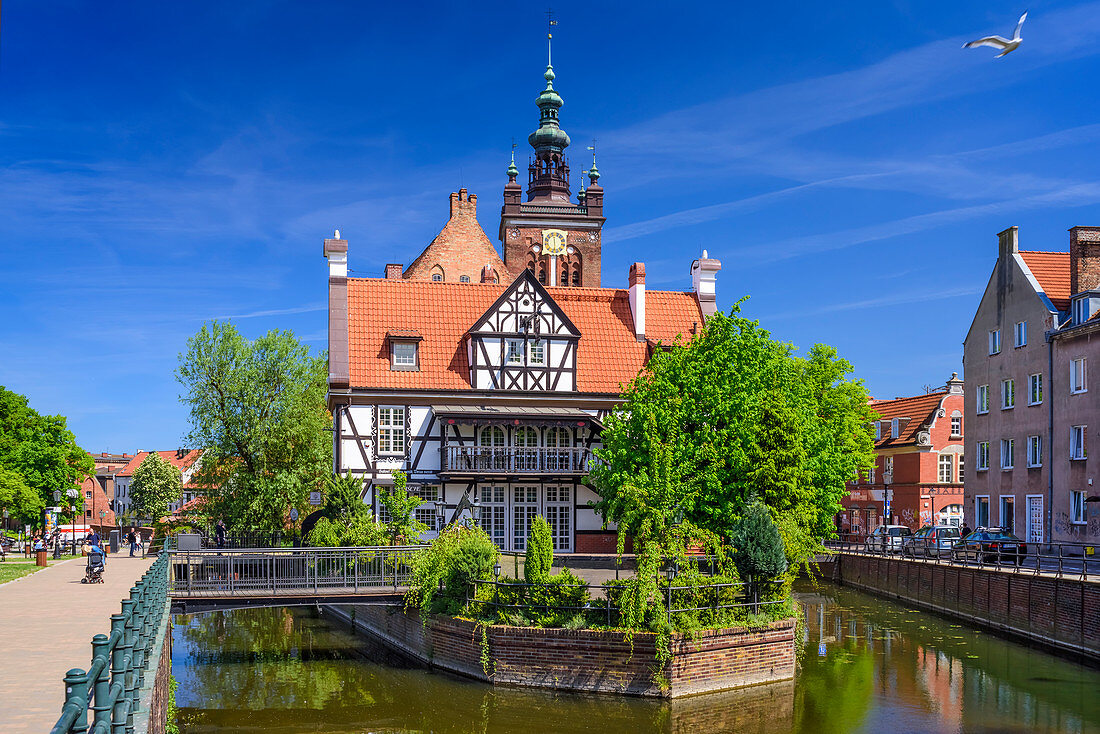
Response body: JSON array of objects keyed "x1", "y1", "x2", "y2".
[{"x1": 528, "y1": 63, "x2": 570, "y2": 152}]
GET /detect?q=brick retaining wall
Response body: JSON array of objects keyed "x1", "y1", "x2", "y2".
[
  {"x1": 832, "y1": 553, "x2": 1100, "y2": 661},
  {"x1": 327, "y1": 605, "x2": 795, "y2": 698}
]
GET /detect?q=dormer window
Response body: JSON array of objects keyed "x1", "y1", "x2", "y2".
[
  {"x1": 386, "y1": 329, "x2": 422, "y2": 371},
  {"x1": 1072, "y1": 293, "x2": 1100, "y2": 325},
  {"x1": 460, "y1": 275, "x2": 471, "y2": 283}
]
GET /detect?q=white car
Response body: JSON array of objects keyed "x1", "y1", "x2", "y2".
[{"x1": 865, "y1": 525, "x2": 913, "y2": 553}]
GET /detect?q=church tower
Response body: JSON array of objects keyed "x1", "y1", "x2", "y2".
[{"x1": 500, "y1": 30, "x2": 605, "y2": 287}]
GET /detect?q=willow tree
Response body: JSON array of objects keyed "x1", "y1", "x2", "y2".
[{"x1": 590, "y1": 305, "x2": 875, "y2": 572}]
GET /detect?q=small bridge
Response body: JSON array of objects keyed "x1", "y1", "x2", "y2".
[{"x1": 167, "y1": 546, "x2": 418, "y2": 613}]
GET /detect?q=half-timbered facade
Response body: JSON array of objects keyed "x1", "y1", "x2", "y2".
[{"x1": 322, "y1": 49, "x2": 723, "y2": 553}]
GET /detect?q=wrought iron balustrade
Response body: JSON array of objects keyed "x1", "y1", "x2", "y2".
[{"x1": 442, "y1": 446, "x2": 591, "y2": 474}]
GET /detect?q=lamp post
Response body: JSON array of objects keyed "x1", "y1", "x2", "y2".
[{"x1": 435, "y1": 501, "x2": 447, "y2": 533}]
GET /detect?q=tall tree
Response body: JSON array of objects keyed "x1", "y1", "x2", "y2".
[
  {"x1": 176, "y1": 321, "x2": 331, "y2": 531},
  {"x1": 0, "y1": 467, "x2": 45, "y2": 526},
  {"x1": 590, "y1": 307, "x2": 875, "y2": 572},
  {"x1": 0, "y1": 386, "x2": 93, "y2": 519},
  {"x1": 129, "y1": 453, "x2": 183, "y2": 521}
]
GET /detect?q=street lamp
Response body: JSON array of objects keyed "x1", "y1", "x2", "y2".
[{"x1": 435, "y1": 501, "x2": 447, "y2": 531}]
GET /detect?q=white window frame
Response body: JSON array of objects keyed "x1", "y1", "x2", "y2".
[
  {"x1": 1027, "y1": 435, "x2": 1042, "y2": 468},
  {"x1": 1000, "y1": 495, "x2": 1016, "y2": 533},
  {"x1": 528, "y1": 339, "x2": 546, "y2": 366},
  {"x1": 976, "y1": 495, "x2": 990, "y2": 528},
  {"x1": 1073, "y1": 298, "x2": 1089, "y2": 325},
  {"x1": 977, "y1": 385, "x2": 989, "y2": 415},
  {"x1": 1014, "y1": 321, "x2": 1027, "y2": 348},
  {"x1": 391, "y1": 341, "x2": 418, "y2": 369},
  {"x1": 459, "y1": 275, "x2": 471, "y2": 283},
  {"x1": 1071, "y1": 358, "x2": 1087, "y2": 394},
  {"x1": 1029, "y1": 373, "x2": 1043, "y2": 406},
  {"x1": 874, "y1": 422, "x2": 881, "y2": 441},
  {"x1": 977, "y1": 441, "x2": 989, "y2": 471},
  {"x1": 868, "y1": 466, "x2": 875, "y2": 484},
  {"x1": 989, "y1": 329, "x2": 1001, "y2": 355},
  {"x1": 890, "y1": 418, "x2": 899, "y2": 439},
  {"x1": 431, "y1": 273, "x2": 443, "y2": 282},
  {"x1": 377, "y1": 406, "x2": 406, "y2": 456},
  {"x1": 1000, "y1": 438, "x2": 1014, "y2": 470},
  {"x1": 1001, "y1": 379, "x2": 1015, "y2": 410},
  {"x1": 1070, "y1": 425, "x2": 1088, "y2": 460},
  {"x1": 938, "y1": 454, "x2": 953, "y2": 483},
  {"x1": 950, "y1": 415, "x2": 962, "y2": 437},
  {"x1": 506, "y1": 339, "x2": 524, "y2": 365},
  {"x1": 884, "y1": 456, "x2": 894, "y2": 475},
  {"x1": 1070, "y1": 490, "x2": 1086, "y2": 524},
  {"x1": 958, "y1": 454, "x2": 965, "y2": 483}
]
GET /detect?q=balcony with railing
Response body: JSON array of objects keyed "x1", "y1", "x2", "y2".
[{"x1": 442, "y1": 446, "x2": 592, "y2": 475}]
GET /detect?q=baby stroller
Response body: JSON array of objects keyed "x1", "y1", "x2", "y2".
[{"x1": 83, "y1": 547, "x2": 105, "y2": 584}]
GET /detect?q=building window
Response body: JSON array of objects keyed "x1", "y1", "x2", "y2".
[
  {"x1": 977, "y1": 385, "x2": 989, "y2": 414},
  {"x1": 459, "y1": 275, "x2": 471, "y2": 283},
  {"x1": 506, "y1": 339, "x2": 524, "y2": 364},
  {"x1": 1014, "y1": 321, "x2": 1027, "y2": 348},
  {"x1": 1070, "y1": 425, "x2": 1088, "y2": 460},
  {"x1": 938, "y1": 455, "x2": 953, "y2": 483},
  {"x1": 958, "y1": 454, "x2": 965, "y2": 483},
  {"x1": 868, "y1": 466, "x2": 875, "y2": 484},
  {"x1": 1000, "y1": 439, "x2": 1014, "y2": 470},
  {"x1": 432, "y1": 273, "x2": 443, "y2": 282},
  {"x1": 1027, "y1": 436, "x2": 1042, "y2": 468},
  {"x1": 1000, "y1": 496, "x2": 1015, "y2": 533},
  {"x1": 884, "y1": 456, "x2": 894, "y2": 476},
  {"x1": 85, "y1": 490, "x2": 92, "y2": 499},
  {"x1": 1073, "y1": 297, "x2": 1090, "y2": 325},
  {"x1": 1071, "y1": 358, "x2": 1087, "y2": 394},
  {"x1": 951, "y1": 415, "x2": 962, "y2": 437},
  {"x1": 989, "y1": 330, "x2": 1001, "y2": 355},
  {"x1": 874, "y1": 422, "x2": 881, "y2": 441},
  {"x1": 976, "y1": 496, "x2": 990, "y2": 528},
  {"x1": 1001, "y1": 379, "x2": 1014, "y2": 410},
  {"x1": 528, "y1": 340, "x2": 545, "y2": 365},
  {"x1": 378, "y1": 407, "x2": 405, "y2": 456},
  {"x1": 890, "y1": 418, "x2": 899, "y2": 439},
  {"x1": 391, "y1": 341, "x2": 418, "y2": 370},
  {"x1": 410, "y1": 485, "x2": 440, "y2": 529},
  {"x1": 1029, "y1": 373, "x2": 1043, "y2": 405},
  {"x1": 1070, "y1": 490, "x2": 1086, "y2": 524},
  {"x1": 977, "y1": 442, "x2": 989, "y2": 471}
]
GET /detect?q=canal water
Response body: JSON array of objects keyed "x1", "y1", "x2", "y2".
[{"x1": 172, "y1": 581, "x2": 1100, "y2": 733}]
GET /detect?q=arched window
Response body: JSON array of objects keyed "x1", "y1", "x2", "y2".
[
  {"x1": 459, "y1": 275, "x2": 471, "y2": 283},
  {"x1": 560, "y1": 265, "x2": 569, "y2": 286},
  {"x1": 545, "y1": 427, "x2": 571, "y2": 472},
  {"x1": 537, "y1": 263, "x2": 547, "y2": 285},
  {"x1": 430, "y1": 264, "x2": 444, "y2": 283},
  {"x1": 571, "y1": 268, "x2": 580, "y2": 286},
  {"x1": 479, "y1": 426, "x2": 505, "y2": 471}
]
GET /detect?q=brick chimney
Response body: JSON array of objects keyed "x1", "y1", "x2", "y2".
[
  {"x1": 690, "y1": 250, "x2": 722, "y2": 318},
  {"x1": 628, "y1": 263, "x2": 646, "y2": 341},
  {"x1": 481, "y1": 264, "x2": 498, "y2": 283},
  {"x1": 450, "y1": 188, "x2": 476, "y2": 217},
  {"x1": 385, "y1": 263, "x2": 404, "y2": 280},
  {"x1": 998, "y1": 225, "x2": 1019, "y2": 260},
  {"x1": 1070, "y1": 226, "x2": 1100, "y2": 295},
  {"x1": 323, "y1": 229, "x2": 350, "y2": 389}
]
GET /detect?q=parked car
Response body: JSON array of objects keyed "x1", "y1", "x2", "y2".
[
  {"x1": 904, "y1": 525, "x2": 962, "y2": 558},
  {"x1": 865, "y1": 525, "x2": 914, "y2": 553},
  {"x1": 951, "y1": 528, "x2": 1028, "y2": 565}
]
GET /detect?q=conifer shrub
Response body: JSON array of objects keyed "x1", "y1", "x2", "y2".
[
  {"x1": 730, "y1": 499, "x2": 788, "y2": 604},
  {"x1": 524, "y1": 515, "x2": 553, "y2": 583}
]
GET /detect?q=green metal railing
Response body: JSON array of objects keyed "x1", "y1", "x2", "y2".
[{"x1": 49, "y1": 554, "x2": 170, "y2": 734}]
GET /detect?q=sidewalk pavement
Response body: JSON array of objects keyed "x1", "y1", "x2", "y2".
[{"x1": 0, "y1": 553, "x2": 155, "y2": 733}]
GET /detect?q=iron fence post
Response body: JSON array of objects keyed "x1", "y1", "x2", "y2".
[
  {"x1": 90, "y1": 634, "x2": 111, "y2": 729},
  {"x1": 120, "y1": 596, "x2": 138, "y2": 731},
  {"x1": 62, "y1": 667, "x2": 90, "y2": 734},
  {"x1": 109, "y1": 614, "x2": 127, "y2": 734}
]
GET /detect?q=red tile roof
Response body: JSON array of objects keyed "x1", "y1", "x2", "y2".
[
  {"x1": 346, "y1": 278, "x2": 704, "y2": 394},
  {"x1": 868, "y1": 391, "x2": 947, "y2": 448},
  {"x1": 1019, "y1": 250, "x2": 1070, "y2": 311},
  {"x1": 116, "y1": 450, "x2": 202, "y2": 478}
]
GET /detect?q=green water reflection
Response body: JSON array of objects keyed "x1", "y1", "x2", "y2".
[{"x1": 173, "y1": 581, "x2": 1100, "y2": 733}]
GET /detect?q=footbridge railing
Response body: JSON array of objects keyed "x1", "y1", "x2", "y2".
[
  {"x1": 168, "y1": 545, "x2": 423, "y2": 600},
  {"x1": 50, "y1": 555, "x2": 171, "y2": 734}
]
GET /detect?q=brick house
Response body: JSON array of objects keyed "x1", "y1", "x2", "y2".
[
  {"x1": 838, "y1": 375, "x2": 965, "y2": 535},
  {"x1": 964, "y1": 225, "x2": 1100, "y2": 545},
  {"x1": 79, "y1": 452, "x2": 133, "y2": 533},
  {"x1": 324, "y1": 56, "x2": 722, "y2": 553}
]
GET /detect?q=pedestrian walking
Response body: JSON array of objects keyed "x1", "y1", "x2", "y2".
[
  {"x1": 128, "y1": 530, "x2": 139, "y2": 557},
  {"x1": 215, "y1": 519, "x2": 227, "y2": 549},
  {"x1": 961, "y1": 523, "x2": 972, "y2": 537}
]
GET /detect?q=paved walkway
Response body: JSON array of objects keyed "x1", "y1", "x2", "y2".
[{"x1": 0, "y1": 553, "x2": 154, "y2": 733}]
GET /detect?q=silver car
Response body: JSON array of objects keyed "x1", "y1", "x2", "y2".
[{"x1": 865, "y1": 525, "x2": 913, "y2": 553}]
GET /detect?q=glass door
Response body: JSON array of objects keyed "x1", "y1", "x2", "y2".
[
  {"x1": 1027, "y1": 495, "x2": 1043, "y2": 544},
  {"x1": 512, "y1": 485, "x2": 540, "y2": 551},
  {"x1": 478, "y1": 485, "x2": 507, "y2": 548}
]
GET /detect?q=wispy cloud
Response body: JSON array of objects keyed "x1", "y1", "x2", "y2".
[
  {"x1": 216, "y1": 303, "x2": 326, "y2": 320},
  {"x1": 769, "y1": 286, "x2": 982, "y2": 321}
]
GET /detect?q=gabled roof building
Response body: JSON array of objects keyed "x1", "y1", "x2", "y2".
[
  {"x1": 963, "y1": 225, "x2": 1100, "y2": 545},
  {"x1": 324, "y1": 51, "x2": 721, "y2": 553}
]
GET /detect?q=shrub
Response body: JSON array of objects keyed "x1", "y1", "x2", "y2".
[
  {"x1": 407, "y1": 525, "x2": 499, "y2": 616},
  {"x1": 524, "y1": 516, "x2": 553, "y2": 583},
  {"x1": 477, "y1": 568, "x2": 591, "y2": 628},
  {"x1": 307, "y1": 514, "x2": 386, "y2": 547},
  {"x1": 730, "y1": 499, "x2": 788, "y2": 603}
]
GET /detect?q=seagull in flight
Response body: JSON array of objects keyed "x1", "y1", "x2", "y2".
[{"x1": 964, "y1": 12, "x2": 1028, "y2": 57}]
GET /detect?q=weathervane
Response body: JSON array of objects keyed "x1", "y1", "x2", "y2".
[
  {"x1": 587, "y1": 139, "x2": 597, "y2": 166},
  {"x1": 547, "y1": 8, "x2": 557, "y2": 65}
]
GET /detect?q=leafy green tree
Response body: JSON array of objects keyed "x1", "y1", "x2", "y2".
[
  {"x1": 730, "y1": 498, "x2": 788, "y2": 604},
  {"x1": 377, "y1": 470, "x2": 426, "y2": 546},
  {"x1": 590, "y1": 306, "x2": 875, "y2": 574},
  {"x1": 0, "y1": 386, "x2": 93, "y2": 519},
  {"x1": 175, "y1": 321, "x2": 331, "y2": 531},
  {"x1": 524, "y1": 516, "x2": 553, "y2": 583},
  {"x1": 306, "y1": 515, "x2": 385, "y2": 547},
  {"x1": 130, "y1": 452, "x2": 183, "y2": 521},
  {"x1": 320, "y1": 471, "x2": 369, "y2": 522},
  {"x1": 0, "y1": 467, "x2": 44, "y2": 526}
]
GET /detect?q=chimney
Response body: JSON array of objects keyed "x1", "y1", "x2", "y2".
[
  {"x1": 997, "y1": 226, "x2": 1019, "y2": 260},
  {"x1": 323, "y1": 229, "x2": 350, "y2": 389},
  {"x1": 450, "y1": 188, "x2": 477, "y2": 217},
  {"x1": 481, "y1": 264, "x2": 498, "y2": 284},
  {"x1": 690, "y1": 250, "x2": 722, "y2": 319},
  {"x1": 946, "y1": 372, "x2": 964, "y2": 395},
  {"x1": 628, "y1": 262, "x2": 646, "y2": 341},
  {"x1": 1070, "y1": 226, "x2": 1100, "y2": 294},
  {"x1": 385, "y1": 263, "x2": 404, "y2": 280}
]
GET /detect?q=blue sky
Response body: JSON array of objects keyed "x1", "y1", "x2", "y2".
[{"x1": 2, "y1": 1, "x2": 1099, "y2": 452}]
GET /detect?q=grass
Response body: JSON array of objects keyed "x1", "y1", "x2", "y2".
[{"x1": 0, "y1": 554, "x2": 83, "y2": 586}]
